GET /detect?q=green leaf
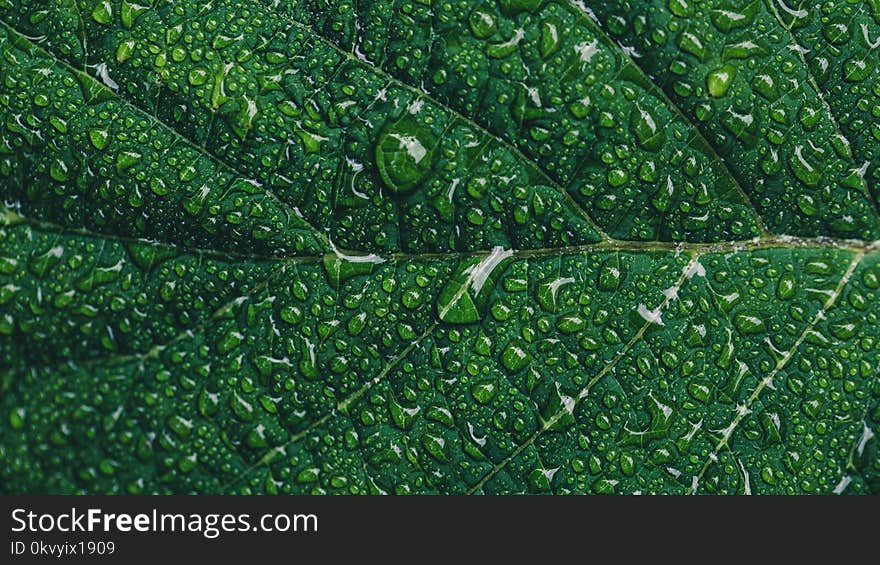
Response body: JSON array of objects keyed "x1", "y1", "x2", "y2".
[{"x1": 0, "y1": 0, "x2": 878, "y2": 495}]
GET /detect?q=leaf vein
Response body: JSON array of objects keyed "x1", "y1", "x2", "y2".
[
  {"x1": 466, "y1": 254, "x2": 704, "y2": 494},
  {"x1": 689, "y1": 251, "x2": 865, "y2": 494}
]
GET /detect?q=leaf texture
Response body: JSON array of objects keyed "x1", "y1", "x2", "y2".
[{"x1": 0, "y1": 0, "x2": 878, "y2": 494}]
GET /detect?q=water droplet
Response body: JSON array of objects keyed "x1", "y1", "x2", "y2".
[
  {"x1": 540, "y1": 383, "x2": 575, "y2": 431},
  {"x1": 375, "y1": 116, "x2": 437, "y2": 195},
  {"x1": 8, "y1": 408, "x2": 25, "y2": 430},
  {"x1": 677, "y1": 31, "x2": 707, "y2": 60},
  {"x1": 536, "y1": 276, "x2": 574, "y2": 312},
  {"x1": 422, "y1": 434, "x2": 449, "y2": 462},
  {"x1": 76, "y1": 261, "x2": 123, "y2": 291},
  {"x1": 607, "y1": 168, "x2": 628, "y2": 187},
  {"x1": 296, "y1": 468, "x2": 320, "y2": 484},
  {"x1": 734, "y1": 310, "x2": 766, "y2": 334},
  {"x1": 797, "y1": 194, "x2": 818, "y2": 216},
  {"x1": 722, "y1": 39, "x2": 767, "y2": 60},
  {"x1": 390, "y1": 397, "x2": 420, "y2": 430},
  {"x1": 471, "y1": 380, "x2": 498, "y2": 404},
  {"x1": 322, "y1": 249, "x2": 384, "y2": 289},
  {"x1": 469, "y1": 8, "x2": 496, "y2": 39},
  {"x1": 50, "y1": 159, "x2": 69, "y2": 182},
  {"x1": 777, "y1": 272, "x2": 796, "y2": 300},
  {"x1": 720, "y1": 108, "x2": 758, "y2": 145},
  {"x1": 557, "y1": 315, "x2": 586, "y2": 334},
  {"x1": 829, "y1": 318, "x2": 861, "y2": 340},
  {"x1": 92, "y1": 1, "x2": 113, "y2": 25},
  {"x1": 188, "y1": 67, "x2": 209, "y2": 86},
  {"x1": 116, "y1": 40, "x2": 135, "y2": 64},
  {"x1": 823, "y1": 17, "x2": 851, "y2": 45},
  {"x1": 89, "y1": 129, "x2": 109, "y2": 150},
  {"x1": 426, "y1": 406, "x2": 455, "y2": 428},
  {"x1": 121, "y1": 0, "x2": 149, "y2": 29},
  {"x1": 844, "y1": 56, "x2": 873, "y2": 82},
  {"x1": 630, "y1": 104, "x2": 665, "y2": 151},
  {"x1": 527, "y1": 468, "x2": 555, "y2": 492},
  {"x1": 540, "y1": 17, "x2": 562, "y2": 58},
  {"x1": 501, "y1": 339, "x2": 532, "y2": 373},
  {"x1": 150, "y1": 178, "x2": 168, "y2": 196},
  {"x1": 688, "y1": 380, "x2": 711, "y2": 403},
  {"x1": 116, "y1": 150, "x2": 142, "y2": 174},
  {"x1": 707, "y1": 65, "x2": 735, "y2": 97},
  {"x1": 598, "y1": 256, "x2": 623, "y2": 291},
  {"x1": 710, "y1": 2, "x2": 758, "y2": 32},
  {"x1": 752, "y1": 74, "x2": 779, "y2": 101},
  {"x1": 802, "y1": 397, "x2": 822, "y2": 419},
  {"x1": 668, "y1": 0, "x2": 693, "y2": 18},
  {"x1": 805, "y1": 258, "x2": 833, "y2": 275},
  {"x1": 760, "y1": 410, "x2": 784, "y2": 445},
  {"x1": 436, "y1": 247, "x2": 512, "y2": 323}
]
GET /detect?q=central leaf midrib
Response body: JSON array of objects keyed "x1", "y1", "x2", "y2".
[{"x1": 13, "y1": 209, "x2": 880, "y2": 265}]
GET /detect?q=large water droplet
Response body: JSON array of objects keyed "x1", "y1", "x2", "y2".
[
  {"x1": 709, "y1": 2, "x2": 758, "y2": 32},
  {"x1": 789, "y1": 146, "x2": 822, "y2": 187},
  {"x1": 598, "y1": 256, "x2": 623, "y2": 291},
  {"x1": 734, "y1": 310, "x2": 766, "y2": 334},
  {"x1": 668, "y1": 0, "x2": 693, "y2": 18},
  {"x1": 322, "y1": 245, "x2": 385, "y2": 289},
  {"x1": 501, "y1": 339, "x2": 531, "y2": 373},
  {"x1": 92, "y1": 1, "x2": 113, "y2": 24},
  {"x1": 436, "y1": 247, "x2": 512, "y2": 323},
  {"x1": 469, "y1": 8, "x2": 496, "y2": 38},
  {"x1": 121, "y1": 0, "x2": 149, "y2": 29},
  {"x1": 375, "y1": 116, "x2": 437, "y2": 194},
  {"x1": 707, "y1": 65, "x2": 735, "y2": 97},
  {"x1": 630, "y1": 104, "x2": 665, "y2": 151}
]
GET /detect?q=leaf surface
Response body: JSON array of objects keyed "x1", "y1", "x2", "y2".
[{"x1": 0, "y1": 0, "x2": 878, "y2": 494}]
